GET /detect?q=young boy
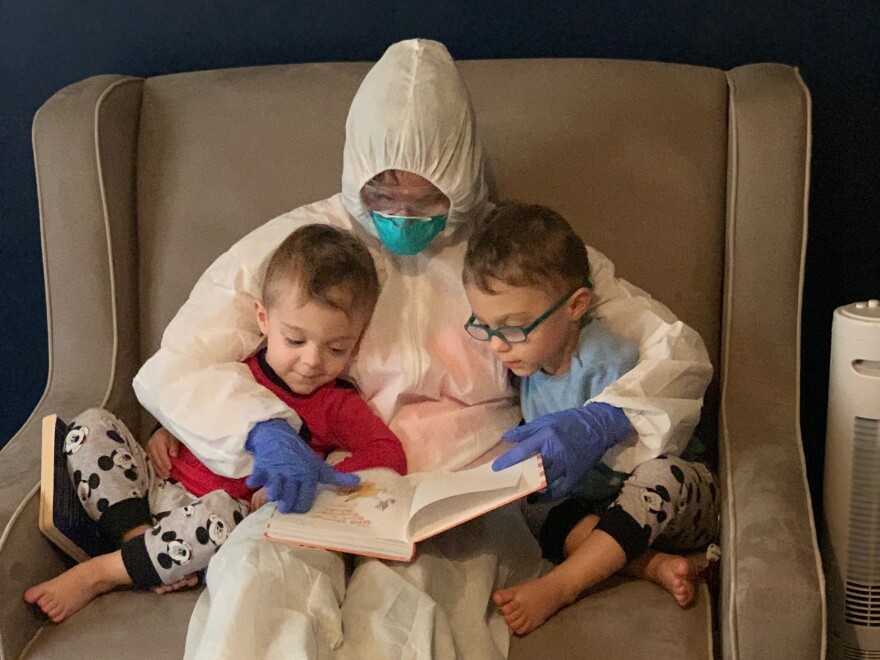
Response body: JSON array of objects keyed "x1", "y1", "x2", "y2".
[
  {"x1": 25, "y1": 224, "x2": 406, "y2": 623},
  {"x1": 462, "y1": 202, "x2": 719, "y2": 635}
]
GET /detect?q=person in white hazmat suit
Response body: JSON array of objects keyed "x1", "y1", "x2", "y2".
[{"x1": 133, "y1": 39, "x2": 712, "y2": 659}]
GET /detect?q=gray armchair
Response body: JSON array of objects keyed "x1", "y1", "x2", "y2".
[{"x1": 0, "y1": 56, "x2": 823, "y2": 659}]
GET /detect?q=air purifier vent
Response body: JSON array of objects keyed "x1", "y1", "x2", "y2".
[
  {"x1": 845, "y1": 417, "x2": 880, "y2": 627},
  {"x1": 843, "y1": 646, "x2": 880, "y2": 659}
]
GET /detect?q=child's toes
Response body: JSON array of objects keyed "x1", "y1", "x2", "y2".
[
  {"x1": 23, "y1": 586, "x2": 43, "y2": 604},
  {"x1": 499, "y1": 602, "x2": 514, "y2": 616},
  {"x1": 506, "y1": 612, "x2": 524, "y2": 631},
  {"x1": 511, "y1": 617, "x2": 529, "y2": 636},
  {"x1": 43, "y1": 603, "x2": 61, "y2": 622}
]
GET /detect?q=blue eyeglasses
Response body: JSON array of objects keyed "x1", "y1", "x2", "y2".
[{"x1": 464, "y1": 286, "x2": 582, "y2": 344}]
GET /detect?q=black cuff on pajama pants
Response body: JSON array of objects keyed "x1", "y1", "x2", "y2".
[
  {"x1": 120, "y1": 534, "x2": 163, "y2": 589},
  {"x1": 539, "y1": 499, "x2": 593, "y2": 565},
  {"x1": 594, "y1": 505, "x2": 652, "y2": 562},
  {"x1": 98, "y1": 497, "x2": 153, "y2": 545}
]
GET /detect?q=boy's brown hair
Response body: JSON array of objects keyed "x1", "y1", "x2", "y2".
[
  {"x1": 262, "y1": 224, "x2": 380, "y2": 320},
  {"x1": 462, "y1": 202, "x2": 591, "y2": 295}
]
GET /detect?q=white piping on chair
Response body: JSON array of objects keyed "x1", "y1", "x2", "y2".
[
  {"x1": 93, "y1": 78, "x2": 143, "y2": 412},
  {"x1": 0, "y1": 481, "x2": 40, "y2": 574},
  {"x1": 16, "y1": 620, "x2": 45, "y2": 660},
  {"x1": 793, "y1": 65, "x2": 827, "y2": 660},
  {"x1": 721, "y1": 70, "x2": 740, "y2": 660}
]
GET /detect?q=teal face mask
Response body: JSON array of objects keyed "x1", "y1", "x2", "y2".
[{"x1": 369, "y1": 210, "x2": 448, "y2": 256}]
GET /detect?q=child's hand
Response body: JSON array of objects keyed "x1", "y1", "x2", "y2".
[
  {"x1": 492, "y1": 403, "x2": 631, "y2": 500},
  {"x1": 250, "y1": 487, "x2": 268, "y2": 512},
  {"x1": 147, "y1": 427, "x2": 180, "y2": 480},
  {"x1": 246, "y1": 419, "x2": 359, "y2": 513}
]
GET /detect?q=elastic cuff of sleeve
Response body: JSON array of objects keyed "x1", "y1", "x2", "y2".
[
  {"x1": 120, "y1": 535, "x2": 163, "y2": 589},
  {"x1": 98, "y1": 497, "x2": 153, "y2": 545},
  {"x1": 595, "y1": 505, "x2": 651, "y2": 561},
  {"x1": 588, "y1": 401, "x2": 632, "y2": 439}
]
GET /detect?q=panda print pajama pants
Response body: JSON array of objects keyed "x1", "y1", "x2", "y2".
[
  {"x1": 63, "y1": 408, "x2": 249, "y2": 588},
  {"x1": 539, "y1": 455, "x2": 719, "y2": 564}
]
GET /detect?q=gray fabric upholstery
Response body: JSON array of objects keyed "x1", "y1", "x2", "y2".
[
  {"x1": 20, "y1": 580, "x2": 712, "y2": 660},
  {"x1": 720, "y1": 64, "x2": 824, "y2": 659},
  {"x1": 1, "y1": 57, "x2": 823, "y2": 660}
]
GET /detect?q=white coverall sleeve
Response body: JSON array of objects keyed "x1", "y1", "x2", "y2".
[
  {"x1": 133, "y1": 215, "x2": 303, "y2": 478},
  {"x1": 586, "y1": 247, "x2": 714, "y2": 473}
]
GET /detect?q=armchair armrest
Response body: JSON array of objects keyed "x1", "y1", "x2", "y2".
[
  {"x1": 0, "y1": 74, "x2": 143, "y2": 660},
  {"x1": 719, "y1": 64, "x2": 824, "y2": 659}
]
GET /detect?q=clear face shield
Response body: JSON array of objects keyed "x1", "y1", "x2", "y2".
[{"x1": 360, "y1": 179, "x2": 451, "y2": 218}]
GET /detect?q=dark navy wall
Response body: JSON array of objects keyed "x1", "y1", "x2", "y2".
[{"x1": 2, "y1": 2, "x2": 878, "y2": 512}]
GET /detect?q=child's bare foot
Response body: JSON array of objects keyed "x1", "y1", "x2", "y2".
[
  {"x1": 641, "y1": 552, "x2": 697, "y2": 607},
  {"x1": 24, "y1": 553, "x2": 129, "y2": 623},
  {"x1": 492, "y1": 572, "x2": 577, "y2": 636},
  {"x1": 153, "y1": 574, "x2": 200, "y2": 594}
]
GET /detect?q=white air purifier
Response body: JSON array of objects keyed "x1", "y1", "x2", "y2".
[{"x1": 823, "y1": 300, "x2": 880, "y2": 659}]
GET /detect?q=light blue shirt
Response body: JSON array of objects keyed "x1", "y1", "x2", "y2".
[
  {"x1": 520, "y1": 319, "x2": 638, "y2": 423},
  {"x1": 520, "y1": 318, "x2": 639, "y2": 502}
]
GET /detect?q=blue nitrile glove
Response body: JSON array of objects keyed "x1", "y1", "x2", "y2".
[
  {"x1": 492, "y1": 402, "x2": 631, "y2": 500},
  {"x1": 245, "y1": 419, "x2": 360, "y2": 513}
]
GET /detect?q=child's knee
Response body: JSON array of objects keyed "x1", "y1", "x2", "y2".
[
  {"x1": 71, "y1": 407, "x2": 123, "y2": 433},
  {"x1": 623, "y1": 457, "x2": 719, "y2": 551},
  {"x1": 197, "y1": 492, "x2": 249, "y2": 531},
  {"x1": 65, "y1": 408, "x2": 138, "y2": 461},
  {"x1": 627, "y1": 457, "x2": 690, "y2": 514},
  {"x1": 628, "y1": 456, "x2": 676, "y2": 485},
  {"x1": 562, "y1": 514, "x2": 600, "y2": 556}
]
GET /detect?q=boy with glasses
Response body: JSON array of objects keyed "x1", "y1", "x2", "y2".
[{"x1": 462, "y1": 202, "x2": 719, "y2": 635}]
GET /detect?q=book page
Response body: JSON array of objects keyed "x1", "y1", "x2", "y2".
[
  {"x1": 265, "y1": 468, "x2": 418, "y2": 548},
  {"x1": 407, "y1": 461, "x2": 521, "y2": 519},
  {"x1": 409, "y1": 483, "x2": 522, "y2": 542},
  {"x1": 406, "y1": 456, "x2": 545, "y2": 541}
]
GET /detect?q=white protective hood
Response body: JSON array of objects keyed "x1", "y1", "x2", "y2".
[
  {"x1": 341, "y1": 39, "x2": 491, "y2": 236},
  {"x1": 134, "y1": 39, "x2": 712, "y2": 479}
]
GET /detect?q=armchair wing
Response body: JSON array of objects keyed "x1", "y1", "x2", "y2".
[
  {"x1": 0, "y1": 75, "x2": 143, "y2": 660},
  {"x1": 719, "y1": 63, "x2": 825, "y2": 660}
]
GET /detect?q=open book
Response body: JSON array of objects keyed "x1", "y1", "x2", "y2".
[
  {"x1": 264, "y1": 454, "x2": 545, "y2": 561},
  {"x1": 39, "y1": 414, "x2": 115, "y2": 563}
]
